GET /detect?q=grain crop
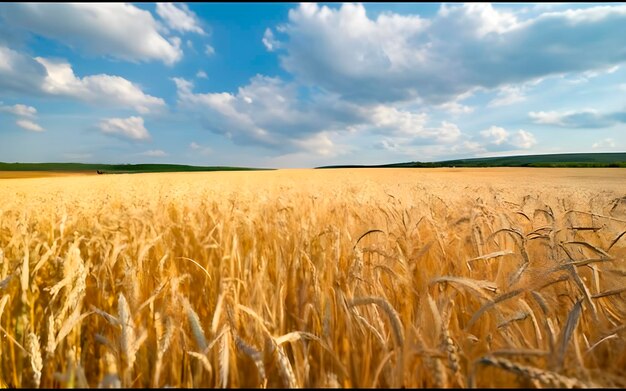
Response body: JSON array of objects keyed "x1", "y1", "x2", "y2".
[{"x1": 0, "y1": 168, "x2": 624, "y2": 388}]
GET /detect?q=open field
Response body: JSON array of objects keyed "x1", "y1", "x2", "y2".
[
  {"x1": 0, "y1": 168, "x2": 625, "y2": 388},
  {"x1": 0, "y1": 171, "x2": 95, "y2": 180}
]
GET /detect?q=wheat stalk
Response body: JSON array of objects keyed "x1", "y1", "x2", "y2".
[
  {"x1": 475, "y1": 355, "x2": 591, "y2": 388},
  {"x1": 26, "y1": 333, "x2": 43, "y2": 388}
]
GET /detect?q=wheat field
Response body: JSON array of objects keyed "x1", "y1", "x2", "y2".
[{"x1": 0, "y1": 168, "x2": 625, "y2": 388}]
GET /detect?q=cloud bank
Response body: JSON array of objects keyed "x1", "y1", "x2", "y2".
[
  {"x1": 99, "y1": 116, "x2": 150, "y2": 141},
  {"x1": 0, "y1": 3, "x2": 182, "y2": 65}
]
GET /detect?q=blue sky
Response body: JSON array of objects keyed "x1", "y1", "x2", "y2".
[{"x1": 0, "y1": 3, "x2": 624, "y2": 168}]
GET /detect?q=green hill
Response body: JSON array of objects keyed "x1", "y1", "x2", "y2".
[
  {"x1": 318, "y1": 153, "x2": 626, "y2": 169},
  {"x1": 0, "y1": 162, "x2": 270, "y2": 173},
  {"x1": 2, "y1": 153, "x2": 625, "y2": 173}
]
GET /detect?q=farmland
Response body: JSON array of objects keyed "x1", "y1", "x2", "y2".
[{"x1": 0, "y1": 168, "x2": 625, "y2": 388}]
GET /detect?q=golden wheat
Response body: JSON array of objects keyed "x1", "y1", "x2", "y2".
[{"x1": 0, "y1": 168, "x2": 624, "y2": 388}]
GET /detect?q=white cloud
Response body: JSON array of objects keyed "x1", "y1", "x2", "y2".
[
  {"x1": 205, "y1": 44, "x2": 215, "y2": 56},
  {"x1": 292, "y1": 132, "x2": 336, "y2": 156},
  {"x1": 35, "y1": 57, "x2": 165, "y2": 114},
  {"x1": 16, "y1": 119, "x2": 43, "y2": 132},
  {"x1": 454, "y1": 140, "x2": 485, "y2": 156},
  {"x1": 271, "y1": 3, "x2": 626, "y2": 105},
  {"x1": 168, "y1": 36, "x2": 182, "y2": 52},
  {"x1": 173, "y1": 75, "x2": 365, "y2": 150},
  {"x1": 140, "y1": 149, "x2": 168, "y2": 157},
  {"x1": 529, "y1": 109, "x2": 622, "y2": 128},
  {"x1": 196, "y1": 70, "x2": 208, "y2": 79},
  {"x1": 0, "y1": 45, "x2": 47, "y2": 93},
  {"x1": 592, "y1": 138, "x2": 616, "y2": 149},
  {"x1": 189, "y1": 141, "x2": 211, "y2": 155},
  {"x1": 437, "y1": 101, "x2": 474, "y2": 115},
  {"x1": 509, "y1": 129, "x2": 537, "y2": 149},
  {"x1": 368, "y1": 106, "x2": 461, "y2": 143},
  {"x1": 376, "y1": 138, "x2": 403, "y2": 152},
  {"x1": 173, "y1": 75, "x2": 473, "y2": 155},
  {"x1": 262, "y1": 28, "x2": 280, "y2": 51},
  {"x1": 0, "y1": 103, "x2": 36, "y2": 117},
  {"x1": 369, "y1": 106, "x2": 427, "y2": 136},
  {"x1": 156, "y1": 3, "x2": 205, "y2": 35},
  {"x1": 1, "y1": 102, "x2": 44, "y2": 132},
  {"x1": 99, "y1": 116, "x2": 150, "y2": 141},
  {"x1": 480, "y1": 126, "x2": 536, "y2": 150},
  {"x1": 0, "y1": 45, "x2": 166, "y2": 114},
  {"x1": 480, "y1": 126, "x2": 509, "y2": 145},
  {"x1": 567, "y1": 64, "x2": 621, "y2": 84},
  {"x1": 375, "y1": 137, "x2": 486, "y2": 159},
  {"x1": 528, "y1": 110, "x2": 566, "y2": 126},
  {"x1": 437, "y1": 3, "x2": 519, "y2": 37},
  {"x1": 0, "y1": 46, "x2": 166, "y2": 115},
  {"x1": 278, "y1": 3, "x2": 430, "y2": 102},
  {"x1": 371, "y1": 112, "x2": 464, "y2": 150},
  {"x1": 488, "y1": 85, "x2": 526, "y2": 107},
  {"x1": 0, "y1": 3, "x2": 182, "y2": 65}
]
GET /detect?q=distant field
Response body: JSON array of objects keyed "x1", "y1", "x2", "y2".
[
  {"x1": 3, "y1": 153, "x2": 625, "y2": 176},
  {"x1": 0, "y1": 168, "x2": 624, "y2": 388},
  {"x1": 319, "y1": 152, "x2": 626, "y2": 168},
  {"x1": 0, "y1": 171, "x2": 94, "y2": 179},
  {"x1": 0, "y1": 162, "x2": 268, "y2": 174}
]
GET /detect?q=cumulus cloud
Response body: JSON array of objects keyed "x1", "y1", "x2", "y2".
[
  {"x1": 196, "y1": 70, "x2": 208, "y2": 79},
  {"x1": 262, "y1": 28, "x2": 280, "y2": 51},
  {"x1": 480, "y1": 126, "x2": 536, "y2": 150},
  {"x1": 508, "y1": 129, "x2": 537, "y2": 149},
  {"x1": 173, "y1": 74, "x2": 470, "y2": 156},
  {"x1": 1, "y1": 102, "x2": 44, "y2": 132},
  {"x1": 529, "y1": 109, "x2": 624, "y2": 128},
  {"x1": 156, "y1": 3, "x2": 206, "y2": 35},
  {"x1": 480, "y1": 126, "x2": 509, "y2": 145},
  {"x1": 16, "y1": 119, "x2": 43, "y2": 132},
  {"x1": 375, "y1": 138, "x2": 402, "y2": 152},
  {"x1": 269, "y1": 3, "x2": 626, "y2": 105},
  {"x1": 173, "y1": 75, "x2": 365, "y2": 150},
  {"x1": 205, "y1": 45, "x2": 215, "y2": 56},
  {"x1": 140, "y1": 149, "x2": 168, "y2": 157},
  {"x1": 368, "y1": 106, "x2": 461, "y2": 143},
  {"x1": 487, "y1": 85, "x2": 526, "y2": 107},
  {"x1": 0, "y1": 103, "x2": 36, "y2": 117},
  {"x1": 0, "y1": 45, "x2": 47, "y2": 93},
  {"x1": 292, "y1": 132, "x2": 336, "y2": 156},
  {"x1": 99, "y1": 116, "x2": 150, "y2": 141},
  {"x1": 437, "y1": 101, "x2": 474, "y2": 115},
  {"x1": 0, "y1": 45, "x2": 166, "y2": 114},
  {"x1": 276, "y1": 3, "x2": 430, "y2": 102},
  {"x1": 35, "y1": 57, "x2": 165, "y2": 114},
  {"x1": 0, "y1": 3, "x2": 182, "y2": 65},
  {"x1": 372, "y1": 119, "x2": 464, "y2": 153}
]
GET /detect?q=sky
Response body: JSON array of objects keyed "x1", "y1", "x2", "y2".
[{"x1": 0, "y1": 2, "x2": 624, "y2": 168}]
